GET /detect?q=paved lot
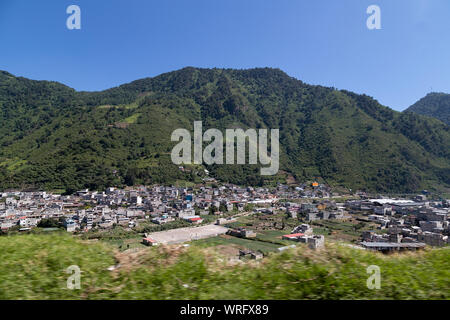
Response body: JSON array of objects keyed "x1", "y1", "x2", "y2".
[{"x1": 148, "y1": 224, "x2": 229, "y2": 244}]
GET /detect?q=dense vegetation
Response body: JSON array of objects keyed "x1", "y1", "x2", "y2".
[
  {"x1": 406, "y1": 92, "x2": 450, "y2": 125},
  {"x1": 0, "y1": 233, "x2": 448, "y2": 299},
  {"x1": 0, "y1": 67, "x2": 449, "y2": 192}
]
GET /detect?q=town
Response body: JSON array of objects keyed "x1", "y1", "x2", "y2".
[{"x1": 1, "y1": 182, "x2": 448, "y2": 259}]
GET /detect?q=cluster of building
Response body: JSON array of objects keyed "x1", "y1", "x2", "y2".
[
  {"x1": 1, "y1": 184, "x2": 448, "y2": 255},
  {"x1": 277, "y1": 182, "x2": 336, "y2": 199},
  {"x1": 282, "y1": 223, "x2": 325, "y2": 249},
  {"x1": 0, "y1": 181, "x2": 343, "y2": 233},
  {"x1": 346, "y1": 198, "x2": 449, "y2": 250},
  {"x1": 0, "y1": 184, "x2": 282, "y2": 233},
  {"x1": 282, "y1": 200, "x2": 350, "y2": 221}
]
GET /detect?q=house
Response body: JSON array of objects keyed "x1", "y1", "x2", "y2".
[
  {"x1": 418, "y1": 232, "x2": 448, "y2": 246},
  {"x1": 64, "y1": 219, "x2": 78, "y2": 232},
  {"x1": 318, "y1": 211, "x2": 331, "y2": 219},
  {"x1": 300, "y1": 203, "x2": 317, "y2": 213},
  {"x1": 282, "y1": 233, "x2": 305, "y2": 241},
  {"x1": 98, "y1": 220, "x2": 114, "y2": 229},
  {"x1": 374, "y1": 205, "x2": 392, "y2": 215},
  {"x1": 306, "y1": 212, "x2": 318, "y2": 221},
  {"x1": 307, "y1": 235, "x2": 325, "y2": 249},
  {"x1": 368, "y1": 214, "x2": 384, "y2": 221},
  {"x1": 239, "y1": 249, "x2": 263, "y2": 260},
  {"x1": 19, "y1": 217, "x2": 39, "y2": 228},
  {"x1": 419, "y1": 221, "x2": 443, "y2": 233},
  {"x1": 292, "y1": 224, "x2": 313, "y2": 235},
  {"x1": 142, "y1": 237, "x2": 159, "y2": 246},
  {"x1": 282, "y1": 232, "x2": 325, "y2": 249},
  {"x1": 414, "y1": 195, "x2": 427, "y2": 202},
  {"x1": 117, "y1": 217, "x2": 131, "y2": 226},
  {"x1": 388, "y1": 233, "x2": 402, "y2": 243},
  {"x1": 178, "y1": 209, "x2": 196, "y2": 218},
  {"x1": 215, "y1": 217, "x2": 237, "y2": 225},
  {"x1": 186, "y1": 217, "x2": 203, "y2": 224},
  {"x1": 1, "y1": 221, "x2": 15, "y2": 231},
  {"x1": 151, "y1": 216, "x2": 174, "y2": 225},
  {"x1": 287, "y1": 209, "x2": 297, "y2": 219},
  {"x1": 227, "y1": 227, "x2": 256, "y2": 238}
]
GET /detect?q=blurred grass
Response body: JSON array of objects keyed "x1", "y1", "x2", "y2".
[
  {"x1": 191, "y1": 234, "x2": 282, "y2": 254},
  {"x1": 0, "y1": 233, "x2": 448, "y2": 299}
]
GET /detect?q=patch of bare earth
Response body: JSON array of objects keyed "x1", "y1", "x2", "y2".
[
  {"x1": 114, "y1": 122, "x2": 130, "y2": 129},
  {"x1": 111, "y1": 244, "x2": 188, "y2": 275},
  {"x1": 214, "y1": 244, "x2": 240, "y2": 258},
  {"x1": 286, "y1": 174, "x2": 297, "y2": 185}
]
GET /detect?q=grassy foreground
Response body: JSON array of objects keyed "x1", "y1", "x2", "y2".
[{"x1": 0, "y1": 232, "x2": 448, "y2": 300}]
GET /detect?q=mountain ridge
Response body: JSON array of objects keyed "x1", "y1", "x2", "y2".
[
  {"x1": 0, "y1": 67, "x2": 449, "y2": 193},
  {"x1": 406, "y1": 92, "x2": 450, "y2": 126}
]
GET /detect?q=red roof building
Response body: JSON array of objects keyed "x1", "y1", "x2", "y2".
[
  {"x1": 282, "y1": 233, "x2": 305, "y2": 239},
  {"x1": 142, "y1": 237, "x2": 158, "y2": 246},
  {"x1": 188, "y1": 217, "x2": 203, "y2": 224}
]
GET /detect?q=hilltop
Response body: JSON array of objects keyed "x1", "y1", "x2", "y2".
[
  {"x1": 406, "y1": 92, "x2": 450, "y2": 126},
  {"x1": 0, "y1": 67, "x2": 449, "y2": 192}
]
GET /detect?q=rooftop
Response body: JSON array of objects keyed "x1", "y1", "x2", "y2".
[{"x1": 361, "y1": 242, "x2": 426, "y2": 248}]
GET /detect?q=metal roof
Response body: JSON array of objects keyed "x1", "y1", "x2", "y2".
[{"x1": 361, "y1": 241, "x2": 426, "y2": 248}]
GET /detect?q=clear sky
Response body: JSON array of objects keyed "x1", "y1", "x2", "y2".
[{"x1": 0, "y1": 0, "x2": 449, "y2": 111}]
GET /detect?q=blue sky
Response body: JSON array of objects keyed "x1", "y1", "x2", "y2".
[{"x1": 0, "y1": 0, "x2": 449, "y2": 111}]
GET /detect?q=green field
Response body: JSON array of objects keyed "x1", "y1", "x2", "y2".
[
  {"x1": 122, "y1": 113, "x2": 141, "y2": 124},
  {"x1": 310, "y1": 219, "x2": 373, "y2": 241},
  {"x1": 255, "y1": 230, "x2": 288, "y2": 241},
  {"x1": 0, "y1": 232, "x2": 449, "y2": 299},
  {"x1": 191, "y1": 234, "x2": 283, "y2": 254}
]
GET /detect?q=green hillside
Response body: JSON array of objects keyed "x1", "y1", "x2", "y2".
[
  {"x1": 0, "y1": 233, "x2": 448, "y2": 299},
  {"x1": 0, "y1": 67, "x2": 449, "y2": 192},
  {"x1": 406, "y1": 92, "x2": 450, "y2": 125}
]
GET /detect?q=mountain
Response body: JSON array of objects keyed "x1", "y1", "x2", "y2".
[
  {"x1": 0, "y1": 67, "x2": 449, "y2": 193},
  {"x1": 406, "y1": 92, "x2": 450, "y2": 125}
]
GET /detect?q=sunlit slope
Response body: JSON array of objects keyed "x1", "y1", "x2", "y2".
[
  {"x1": 407, "y1": 92, "x2": 450, "y2": 125},
  {"x1": 1, "y1": 68, "x2": 449, "y2": 192}
]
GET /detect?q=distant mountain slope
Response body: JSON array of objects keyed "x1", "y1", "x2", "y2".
[
  {"x1": 406, "y1": 92, "x2": 450, "y2": 125},
  {"x1": 0, "y1": 67, "x2": 449, "y2": 193}
]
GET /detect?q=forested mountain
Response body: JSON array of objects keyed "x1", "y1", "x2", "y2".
[
  {"x1": 406, "y1": 92, "x2": 450, "y2": 125},
  {"x1": 0, "y1": 67, "x2": 449, "y2": 193}
]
